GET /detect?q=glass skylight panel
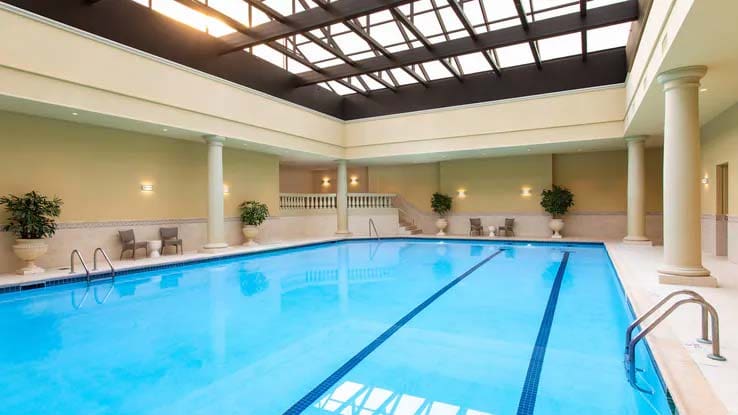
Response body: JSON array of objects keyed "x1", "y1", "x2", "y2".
[
  {"x1": 387, "y1": 44, "x2": 410, "y2": 53},
  {"x1": 538, "y1": 32, "x2": 581, "y2": 60},
  {"x1": 535, "y1": 4, "x2": 579, "y2": 21},
  {"x1": 130, "y1": 0, "x2": 148, "y2": 6},
  {"x1": 333, "y1": 31, "x2": 370, "y2": 55},
  {"x1": 438, "y1": 8, "x2": 464, "y2": 33},
  {"x1": 252, "y1": 44, "x2": 286, "y2": 68},
  {"x1": 422, "y1": 60, "x2": 455, "y2": 80},
  {"x1": 587, "y1": 22, "x2": 632, "y2": 52},
  {"x1": 588, "y1": 0, "x2": 630, "y2": 10},
  {"x1": 297, "y1": 41, "x2": 336, "y2": 62},
  {"x1": 495, "y1": 43, "x2": 535, "y2": 67},
  {"x1": 457, "y1": 52, "x2": 491, "y2": 75},
  {"x1": 315, "y1": 58, "x2": 343, "y2": 68},
  {"x1": 250, "y1": 7, "x2": 271, "y2": 25},
  {"x1": 327, "y1": 81, "x2": 356, "y2": 95},
  {"x1": 262, "y1": 0, "x2": 299, "y2": 16},
  {"x1": 532, "y1": 0, "x2": 574, "y2": 10},
  {"x1": 369, "y1": 10, "x2": 394, "y2": 25},
  {"x1": 352, "y1": 51, "x2": 377, "y2": 60},
  {"x1": 413, "y1": 11, "x2": 444, "y2": 38},
  {"x1": 286, "y1": 57, "x2": 311, "y2": 74},
  {"x1": 367, "y1": 22, "x2": 405, "y2": 46},
  {"x1": 462, "y1": 1, "x2": 486, "y2": 29},
  {"x1": 151, "y1": 0, "x2": 234, "y2": 36},
  {"x1": 389, "y1": 68, "x2": 421, "y2": 85},
  {"x1": 411, "y1": 0, "x2": 435, "y2": 14},
  {"x1": 206, "y1": 0, "x2": 249, "y2": 26},
  {"x1": 482, "y1": 0, "x2": 518, "y2": 23},
  {"x1": 361, "y1": 75, "x2": 388, "y2": 90}
]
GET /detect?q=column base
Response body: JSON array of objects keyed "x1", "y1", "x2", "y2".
[
  {"x1": 199, "y1": 242, "x2": 229, "y2": 254},
  {"x1": 335, "y1": 231, "x2": 353, "y2": 237},
  {"x1": 658, "y1": 264, "x2": 717, "y2": 287},
  {"x1": 623, "y1": 236, "x2": 652, "y2": 246}
]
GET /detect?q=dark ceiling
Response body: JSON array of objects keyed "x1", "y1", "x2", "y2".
[{"x1": 3, "y1": 0, "x2": 639, "y2": 120}]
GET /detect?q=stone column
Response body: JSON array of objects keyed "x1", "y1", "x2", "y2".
[
  {"x1": 623, "y1": 136, "x2": 651, "y2": 245},
  {"x1": 336, "y1": 160, "x2": 351, "y2": 235},
  {"x1": 656, "y1": 66, "x2": 716, "y2": 286},
  {"x1": 201, "y1": 135, "x2": 229, "y2": 252}
]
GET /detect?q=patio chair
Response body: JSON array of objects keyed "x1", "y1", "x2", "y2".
[
  {"x1": 118, "y1": 229, "x2": 148, "y2": 260},
  {"x1": 160, "y1": 227, "x2": 183, "y2": 255},
  {"x1": 498, "y1": 218, "x2": 515, "y2": 237},
  {"x1": 469, "y1": 218, "x2": 484, "y2": 236}
]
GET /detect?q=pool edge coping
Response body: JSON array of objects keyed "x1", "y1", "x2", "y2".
[{"x1": 604, "y1": 241, "x2": 729, "y2": 415}]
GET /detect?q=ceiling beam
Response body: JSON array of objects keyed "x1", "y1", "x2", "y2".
[
  {"x1": 298, "y1": 0, "x2": 638, "y2": 85},
  {"x1": 446, "y1": 0, "x2": 500, "y2": 76},
  {"x1": 220, "y1": 0, "x2": 415, "y2": 54},
  {"x1": 580, "y1": 0, "x2": 588, "y2": 61},
  {"x1": 512, "y1": 0, "x2": 542, "y2": 69}
]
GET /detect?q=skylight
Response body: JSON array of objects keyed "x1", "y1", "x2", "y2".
[{"x1": 126, "y1": 0, "x2": 634, "y2": 97}]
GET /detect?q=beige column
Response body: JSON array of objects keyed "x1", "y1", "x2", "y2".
[
  {"x1": 623, "y1": 136, "x2": 651, "y2": 245},
  {"x1": 201, "y1": 135, "x2": 229, "y2": 252},
  {"x1": 335, "y1": 160, "x2": 351, "y2": 235},
  {"x1": 656, "y1": 66, "x2": 716, "y2": 286}
]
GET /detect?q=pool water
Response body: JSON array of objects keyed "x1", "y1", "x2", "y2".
[{"x1": 0, "y1": 239, "x2": 671, "y2": 414}]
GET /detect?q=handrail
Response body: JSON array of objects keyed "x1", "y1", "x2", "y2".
[
  {"x1": 625, "y1": 290, "x2": 710, "y2": 347},
  {"x1": 625, "y1": 293, "x2": 726, "y2": 389},
  {"x1": 93, "y1": 247, "x2": 116, "y2": 280},
  {"x1": 397, "y1": 207, "x2": 415, "y2": 226},
  {"x1": 70, "y1": 249, "x2": 91, "y2": 283},
  {"x1": 368, "y1": 218, "x2": 380, "y2": 240}
]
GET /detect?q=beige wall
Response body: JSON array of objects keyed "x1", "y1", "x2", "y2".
[
  {"x1": 701, "y1": 103, "x2": 738, "y2": 215},
  {"x1": 440, "y1": 155, "x2": 553, "y2": 214},
  {"x1": 279, "y1": 165, "x2": 316, "y2": 194},
  {"x1": 0, "y1": 111, "x2": 279, "y2": 222},
  {"x1": 368, "y1": 163, "x2": 440, "y2": 213},
  {"x1": 279, "y1": 166, "x2": 368, "y2": 194}
]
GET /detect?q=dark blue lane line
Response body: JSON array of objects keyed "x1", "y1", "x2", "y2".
[
  {"x1": 516, "y1": 251, "x2": 571, "y2": 415},
  {"x1": 282, "y1": 248, "x2": 507, "y2": 415}
]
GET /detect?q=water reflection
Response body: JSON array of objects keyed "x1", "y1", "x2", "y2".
[{"x1": 239, "y1": 269, "x2": 269, "y2": 297}]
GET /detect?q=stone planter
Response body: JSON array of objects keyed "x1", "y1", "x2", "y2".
[
  {"x1": 12, "y1": 238, "x2": 48, "y2": 275},
  {"x1": 242, "y1": 225, "x2": 259, "y2": 246},
  {"x1": 435, "y1": 218, "x2": 448, "y2": 236},
  {"x1": 549, "y1": 218, "x2": 564, "y2": 239}
]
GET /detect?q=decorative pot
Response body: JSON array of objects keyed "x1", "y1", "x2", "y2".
[
  {"x1": 242, "y1": 225, "x2": 259, "y2": 246},
  {"x1": 435, "y1": 218, "x2": 448, "y2": 236},
  {"x1": 12, "y1": 238, "x2": 48, "y2": 275},
  {"x1": 549, "y1": 218, "x2": 564, "y2": 239}
]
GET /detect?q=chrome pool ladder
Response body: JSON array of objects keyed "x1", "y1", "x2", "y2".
[
  {"x1": 369, "y1": 218, "x2": 380, "y2": 240},
  {"x1": 625, "y1": 290, "x2": 726, "y2": 388},
  {"x1": 93, "y1": 247, "x2": 116, "y2": 281},
  {"x1": 70, "y1": 249, "x2": 91, "y2": 283}
]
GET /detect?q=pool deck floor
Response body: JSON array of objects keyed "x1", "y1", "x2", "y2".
[{"x1": 1, "y1": 234, "x2": 736, "y2": 415}]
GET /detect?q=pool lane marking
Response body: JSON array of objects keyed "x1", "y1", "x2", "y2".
[
  {"x1": 516, "y1": 251, "x2": 571, "y2": 415},
  {"x1": 282, "y1": 248, "x2": 507, "y2": 415}
]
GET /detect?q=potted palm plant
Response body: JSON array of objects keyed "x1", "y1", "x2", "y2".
[
  {"x1": 540, "y1": 185, "x2": 574, "y2": 239},
  {"x1": 431, "y1": 192, "x2": 453, "y2": 236},
  {"x1": 0, "y1": 191, "x2": 62, "y2": 275},
  {"x1": 239, "y1": 200, "x2": 269, "y2": 246}
]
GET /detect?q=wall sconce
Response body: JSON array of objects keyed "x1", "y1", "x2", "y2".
[
  {"x1": 701, "y1": 175, "x2": 709, "y2": 185},
  {"x1": 321, "y1": 177, "x2": 331, "y2": 187},
  {"x1": 223, "y1": 184, "x2": 230, "y2": 194},
  {"x1": 521, "y1": 187, "x2": 532, "y2": 197},
  {"x1": 350, "y1": 176, "x2": 359, "y2": 186},
  {"x1": 140, "y1": 184, "x2": 154, "y2": 192},
  {"x1": 457, "y1": 189, "x2": 467, "y2": 199}
]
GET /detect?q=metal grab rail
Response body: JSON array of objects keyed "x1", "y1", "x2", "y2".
[
  {"x1": 625, "y1": 292, "x2": 726, "y2": 388},
  {"x1": 625, "y1": 290, "x2": 710, "y2": 347},
  {"x1": 70, "y1": 249, "x2": 91, "y2": 283},
  {"x1": 368, "y1": 218, "x2": 380, "y2": 240},
  {"x1": 93, "y1": 247, "x2": 116, "y2": 280}
]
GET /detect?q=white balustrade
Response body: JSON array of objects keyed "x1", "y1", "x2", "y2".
[{"x1": 280, "y1": 193, "x2": 395, "y2": 210}]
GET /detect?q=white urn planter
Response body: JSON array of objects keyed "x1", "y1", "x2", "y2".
[
  {"x1": 12, "y1": 239, "x2": 48, "y2": 275},
  {"x1": 242, "y1": 225, "x2": 259, "y2": 246},
  {"x1": 436, "y1": 218, "x2": 448, "y2": 236},
  {"x1": 549, "y1": 218, "x2": 564, "y2": 239}
]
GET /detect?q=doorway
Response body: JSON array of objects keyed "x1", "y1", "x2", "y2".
[{"x1": 715, "y1": 163, "x2": 729, "y2": 256}]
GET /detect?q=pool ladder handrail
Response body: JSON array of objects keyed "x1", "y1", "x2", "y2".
[
  {"x1": 93, "y1": 247, "x2": 116, "y2": 281},
  {"x1": 369, "y1": 218, "x2": 380, "y2": 240},
  {"x1": 70, "y1": 249, "x2": 91, "y2": 283},
  {"x1": 625, "y1": 290, "x2": 726, "y2": 388}
]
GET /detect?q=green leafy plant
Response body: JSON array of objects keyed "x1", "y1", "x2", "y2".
[
  {"x1": 0, "y1": 191, "x2": 62, "y2": 239},
  {"x1": 540, "y1": 185, "x2": 574, "y2": 218},
  {"x1": 239, "y1": 201, "x2": 269, "y2": 226},
  {"x1": 431, "y1": 192, "x2": 453, "y2": 217}
]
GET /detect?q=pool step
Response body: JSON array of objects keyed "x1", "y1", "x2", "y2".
[{"x1": 398, "y1": 222, "x2": 422, "y2": 235}]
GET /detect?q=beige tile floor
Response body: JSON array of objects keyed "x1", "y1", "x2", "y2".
[{"x1": 1, "y1": 234, "x2": 736, "y2": 414}]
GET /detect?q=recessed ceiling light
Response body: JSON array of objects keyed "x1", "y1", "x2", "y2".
[
  {"x1": 162, "y1": 128, "x2": 168, "y2": 132},
  {"x1": 700, "y1": 88, "x2": 708, "y2": 92},
  {"x1": 72, "y1": 112, "x2": 78, "y2": 116}
]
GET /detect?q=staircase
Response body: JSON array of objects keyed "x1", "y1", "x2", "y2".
[{"x1": 398, "y1": 218, "x2": 422, "y2": 235}]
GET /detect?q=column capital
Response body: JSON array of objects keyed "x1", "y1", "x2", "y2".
[
  {"x1": 203, "y1": 134, "x2": 226, "y2": 146},
  {"x1": 624, "y1": 136, "x2": 647, "y2": 144},
  {"x1": 656, "y1": 66, "x2": 707, "y2": 90}
]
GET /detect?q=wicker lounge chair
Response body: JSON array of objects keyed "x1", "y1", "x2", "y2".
[
  {"x1": 119, "y1": 229, "x2": 148, "y2": 260},
  {"x1": 160, "y1": 227, "x2": 183, "y2": 255}
]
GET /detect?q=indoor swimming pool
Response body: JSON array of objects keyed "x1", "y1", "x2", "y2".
[{"x1": 0, "y1": 239, "x2": 672, "y2": 414}]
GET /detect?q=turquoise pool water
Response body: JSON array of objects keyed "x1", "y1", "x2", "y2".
[{"x1": 0, "y1": 239, "x2": 671, "y2": 414}]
